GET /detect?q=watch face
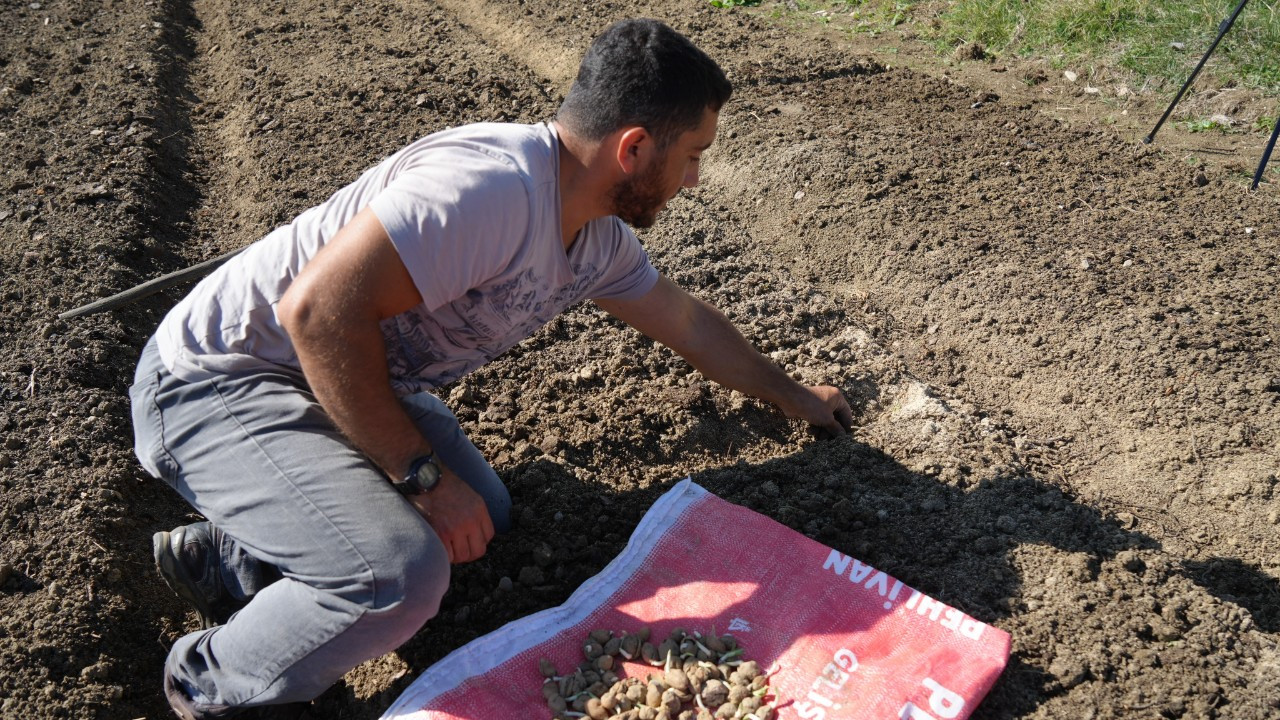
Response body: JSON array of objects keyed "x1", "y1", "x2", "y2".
[{"x1": 414, "y1": 458, "x2": 440, "y2": 491}]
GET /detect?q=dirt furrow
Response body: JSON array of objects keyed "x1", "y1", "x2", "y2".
[{"x1": 0, "y1": 0, "x2": 218, "y2": 715}]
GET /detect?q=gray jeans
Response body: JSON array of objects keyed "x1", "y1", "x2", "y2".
[{"x1": 129, "y1": 338, "x2": 510, "y2": 709}]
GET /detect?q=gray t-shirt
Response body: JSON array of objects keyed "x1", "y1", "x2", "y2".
[{"x1": 156, "y1": 122, "x2": 658, "y2": 395}]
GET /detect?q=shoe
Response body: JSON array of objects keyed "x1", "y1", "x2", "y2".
[
  {"x1": 164, "y1": 666, "x2": 310, "y2": 720},
  {"x1": 153, "y1": 522, "x2": 240, "y2": 629},
  {"x1": 164, "y1": 666, "x2": 237, "y2": 720}
]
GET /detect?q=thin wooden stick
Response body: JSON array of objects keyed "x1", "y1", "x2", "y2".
[{"x1": 57, "y1": 247, "x2": 244, "y2": 321}]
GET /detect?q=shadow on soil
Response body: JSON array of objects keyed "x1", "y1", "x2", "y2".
[
  {"x1": 1179, "y1": 557, "x2": 1280, "y2": 633},
  {"x1": 314, "y1": 430, "x2": 1158, "y2": 719}
]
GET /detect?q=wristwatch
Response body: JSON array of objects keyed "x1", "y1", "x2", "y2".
[{"x1": 394, "y1": 454, "x2": 441, "y2": 495}]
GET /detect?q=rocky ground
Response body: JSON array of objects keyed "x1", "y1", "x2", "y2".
[{"x1": 0, "y1": 0, "x2": 1277, "y2": 718}]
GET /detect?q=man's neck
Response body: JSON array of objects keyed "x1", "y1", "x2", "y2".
[{"x1": 554, "y1": 121, "x2": 611, "y2": 251}]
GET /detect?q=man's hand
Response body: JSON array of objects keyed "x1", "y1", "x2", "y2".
[
  {"x1": 408, "y1": 466, "x2": 495, "y2": 564},
  {"x1": 783, "y1": 384, "x2": 854, "y2": 438},
  {"x1": 598, "y1": 278, "x2": 856, "y2": 438}
]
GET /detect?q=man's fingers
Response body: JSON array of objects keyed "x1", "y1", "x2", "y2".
[
  {"x1": 468, "y1": 531, "x2": 487, "y2": 562},
  {"x1": 835, "y1": 405, "x2": 853, "y2": 432},
  {"x1": 481, "y1": 511, "x2": 496, "y2": 544},
  {"x1": 817, "y1": 420, "x2": 844, "y2": 438}
]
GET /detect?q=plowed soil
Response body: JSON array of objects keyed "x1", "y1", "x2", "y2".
[{"x1": 1, "y1": 1, "x2": 1277, "y2": 718}]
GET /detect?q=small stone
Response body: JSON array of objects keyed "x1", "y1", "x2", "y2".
[
  {"x1": 518, "y1": 565, "x2": 544, "y2": 585},
  {"x1": 1063, "y1": 70, "x2": 1078, "y2": 82},
  {"x1": 497, "y1": 576, "x2": 513, "y2": 592},
  {"x1": 80, "y1": 661, "x2": 111, "y2": 682},
  {"x1": 533, "y1": 542, "x2": 554, "y2": 567},
  {"x1": 1170, "y1": 41, "x2": 1185, "y2": 51},
  {"x1": 1117, "y1": 550, "x2": 1146, "y2": 573},
  {"x1": 1048, "y1": 655, "x2": 1088, "y2": 689},
  {"x1": 995, "y1": 515, "x2": 1019, "y2": 534},
  {"x1": 448, "y1": 384, "x2": 474, "y2": 404}
]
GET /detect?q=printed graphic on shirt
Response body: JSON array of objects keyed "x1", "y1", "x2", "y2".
[{"x1": 384, "y1": 263, "x2": 607, "y2": 395}]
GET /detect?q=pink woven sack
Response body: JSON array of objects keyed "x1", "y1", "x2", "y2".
[{"x1": 383, "y1": 479, "x2": 1010, "y2": 719}]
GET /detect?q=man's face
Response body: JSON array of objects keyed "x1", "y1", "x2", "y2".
[{"x1": 611, "y1": 109, "x2": 719, "y2": 228}]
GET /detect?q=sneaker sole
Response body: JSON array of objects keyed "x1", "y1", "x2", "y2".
[{"x1": 153, "y1": 529, "x2": 220, "y2": 630}]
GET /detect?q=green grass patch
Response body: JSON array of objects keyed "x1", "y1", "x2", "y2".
[
  {"x1": 933, "y1": 0, "x2": 1280, "y2": 93},
  {"x1": 1183, "y1": 117, "x2": 1232, "y2": 132},
  {"x1": 758, "y1": 0, "x2": 1278, "y2": 104}
]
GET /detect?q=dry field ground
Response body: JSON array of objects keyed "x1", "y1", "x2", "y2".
[{"x1": 0, "y1": 0, "x2": 1277, "y2": 718}]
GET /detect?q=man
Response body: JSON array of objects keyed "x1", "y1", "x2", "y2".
[{"x1": 131, "y1": 18, "x2": 852, "y2": 719}]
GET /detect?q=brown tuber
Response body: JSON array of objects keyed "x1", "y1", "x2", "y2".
[
  {"x1": 713, "y1": 701, "x2": 737, "y2": 719},
  {"x1": 537, "y1": 626, "x2": 773, "y2": 720},
  {"x1": 700, "y1": 679, "x2": 729, "y2": 708},
  {"x1": 539, "y1": 657, "x2": 558, "y2": 678},
  {"x1": 587, "y1": 698, "x2": 610, "y2": 720},
  {"x1": 664, "y1": 667, "x2": 691, "y2": 694}
]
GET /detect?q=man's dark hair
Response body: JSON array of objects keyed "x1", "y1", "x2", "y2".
[{"x1": 557, "y1": 19, "x2": 732, "y2": 148}]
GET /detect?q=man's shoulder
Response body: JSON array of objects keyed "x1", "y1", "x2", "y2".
[{"x1": 403, "y1": 122, "x2": 554, "y2": 167}]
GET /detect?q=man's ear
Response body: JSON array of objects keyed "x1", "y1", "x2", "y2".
[{"x1": 614, "y1": 126, "x2": 652, "y2": 175}]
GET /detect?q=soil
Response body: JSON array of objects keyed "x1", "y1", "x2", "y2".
[{"x1": 1, "y1": 1, "x2": 1277, "y2": 719}]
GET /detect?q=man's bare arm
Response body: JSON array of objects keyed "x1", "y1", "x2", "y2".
[
  {"x1": 277, "y1": 207, "x2": 493, "y2": 562},
  {"x1": 596, "y1": 276, "x2": 852, "y2": 435}
]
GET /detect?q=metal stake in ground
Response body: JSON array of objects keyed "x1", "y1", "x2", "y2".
[
  {"x1": 1142, "y1": 0, "x2": 1251, "y2": 146},
  {"x1": 1250, "y1": 115, "x2": 1278, "y2": 191}
]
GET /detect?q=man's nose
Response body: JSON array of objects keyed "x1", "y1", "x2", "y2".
[{"x1": 683, "y1": 165, "x2": 700, "y2": 188}]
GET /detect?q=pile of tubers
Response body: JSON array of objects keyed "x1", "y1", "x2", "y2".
[{"x1": 538, "y1": 627, "x2": 776, "y2": 720}]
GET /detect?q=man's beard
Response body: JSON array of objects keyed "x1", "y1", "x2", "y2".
[{"x1": 609, "y1": 158, "x2": 669, "y2": 229}]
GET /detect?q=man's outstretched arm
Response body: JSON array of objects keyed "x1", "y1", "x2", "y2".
[
  {"x1": 277, "y1": 207, "x2": 494, "y2": 563},
  {"x1": 596, "y1": 276, "x2": 853, "y2": 436}
]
